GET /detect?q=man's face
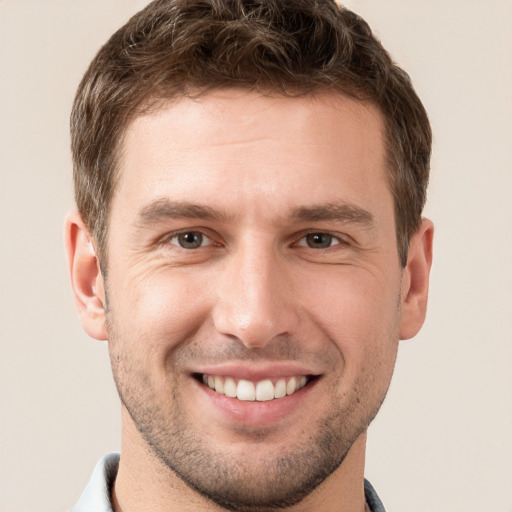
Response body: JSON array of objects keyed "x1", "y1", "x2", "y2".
[{"x1": 104, "y1": 90, "x2": 404, "y2": 510}]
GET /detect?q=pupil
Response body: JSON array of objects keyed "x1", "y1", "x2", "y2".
[
  {"x1": 179, "y1": 232, "x2": 202, "y2": 248},
  {"x1": 307, "y1": 233, "x2": 331, "y2": 248}
]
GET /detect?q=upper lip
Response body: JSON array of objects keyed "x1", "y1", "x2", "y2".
[{"x1": 190, "y1": 363, "x2": 320, "y2": 381}]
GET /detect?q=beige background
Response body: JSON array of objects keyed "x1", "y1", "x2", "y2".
[{"x1": 1, "y1": 1, "x2": 511, "y2": 511}]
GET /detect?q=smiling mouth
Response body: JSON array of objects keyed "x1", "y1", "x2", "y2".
[{"x1": 195, "y1": 373, "x2": 316, "y2": 402}]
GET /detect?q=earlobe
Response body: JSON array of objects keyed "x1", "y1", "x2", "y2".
[
  {"x1": 64, "y1": 211, "x2": 107, "y2": 341},
  {"x1": 399, "y1": 218, "x2": 434, "y2": 340}
]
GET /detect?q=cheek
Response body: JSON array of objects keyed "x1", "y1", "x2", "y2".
[
  {"x1": 108, "y1": 269, "x2": 214, "y2": 354},
  {"x1": 299, "y1": 267, "x2": 401, "y2": 370}
]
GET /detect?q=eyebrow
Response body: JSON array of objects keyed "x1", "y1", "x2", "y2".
[
  {"x1": 135, "y1": 198, "x2": 233, "y2": 227},
  {"x1": 134, "y1": 198, "x2": 374, "y2": 229},
  {"x1": 290, "y1": 202, "x2": 374, "y2": 228}
]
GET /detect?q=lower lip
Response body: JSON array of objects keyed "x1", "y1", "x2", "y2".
[{"x1": 194, "y1": 378, "x2": 319, "y2": 426}]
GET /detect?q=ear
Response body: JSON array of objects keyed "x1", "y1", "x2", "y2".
[
  {"x1": 399, "y1": 218, "x2": 434, "y2": 340},
  {"x1": 64, "y1": 211, "x2": 107, "y2": 340}
]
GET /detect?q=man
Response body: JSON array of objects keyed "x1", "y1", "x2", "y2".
[{"x1": 65, "y1": 1, "x2": 433, "y2": 511}]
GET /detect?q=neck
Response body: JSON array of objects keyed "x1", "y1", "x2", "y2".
[{"x1": 112, "y1": 408, "x2": 369, "y2": 512}]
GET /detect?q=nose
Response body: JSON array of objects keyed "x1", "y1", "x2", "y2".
[{"x1": 212, "y1": 239, "x2": 300, "y2": 349}]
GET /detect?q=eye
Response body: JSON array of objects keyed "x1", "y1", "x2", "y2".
[
  {"x1": 170, "y1": 231, "x2": 212, "y2": 249},
  {"x1": 297, "y1": 232, "x2": 341, "y2": 249}
]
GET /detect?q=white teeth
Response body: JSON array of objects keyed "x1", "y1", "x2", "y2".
[
  {"x1": 286, "y1": 376, "x2": 297, "y2": 395},
  {"x1": 274, "y1": 378, "x2": 287, "y2": 398},
  {"x1": 200, "y1": 374, "x2": 310, "y2": 401},
  {"x1": 237, "y1": 380, "x2": 256, "y2": 401},
  {"x1": 256, "y1": 379, "x2": 275, "y2": 401},
  {"x1": 224, "y1": 377, "x2": 237, "y2": 398},
  {"x1": 214, "y1": 376, "x2": 224, "y2": 394}
]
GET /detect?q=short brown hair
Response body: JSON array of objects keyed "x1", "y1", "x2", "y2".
[{"x1": 71, "y1": 0, "x2": 431, "y2": 267}]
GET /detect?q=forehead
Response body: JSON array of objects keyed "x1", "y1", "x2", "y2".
[
  {"x1": 113, "y1": 90, "x2": 389, "y2": 222},
  {"x1": 123, "y1": 90, "x2": 384, "y2": 161}
]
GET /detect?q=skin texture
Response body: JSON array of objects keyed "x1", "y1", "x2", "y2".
[{"x1": 66, "y1": 90, "x2": 433, "y2": 512}]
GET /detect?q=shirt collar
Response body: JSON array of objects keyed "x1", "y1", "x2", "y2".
[{"x1": 70, "y1": 453, "x2": 119, "y2": 512}]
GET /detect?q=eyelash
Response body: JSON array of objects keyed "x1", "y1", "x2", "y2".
[
  {"x1": 296, "y1": 232, "x2": 346, "y2": 249},
  {"x1": 167, "y1": 231, "x2": 216, "y2": 249}
]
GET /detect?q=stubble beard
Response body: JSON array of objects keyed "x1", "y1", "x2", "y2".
[
  {"x1": 113, "y1": 374, "x2": 380, "y2": 512},
  {"x1": 105, "y1": 298, "x2": 399, "y2": 511}
]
